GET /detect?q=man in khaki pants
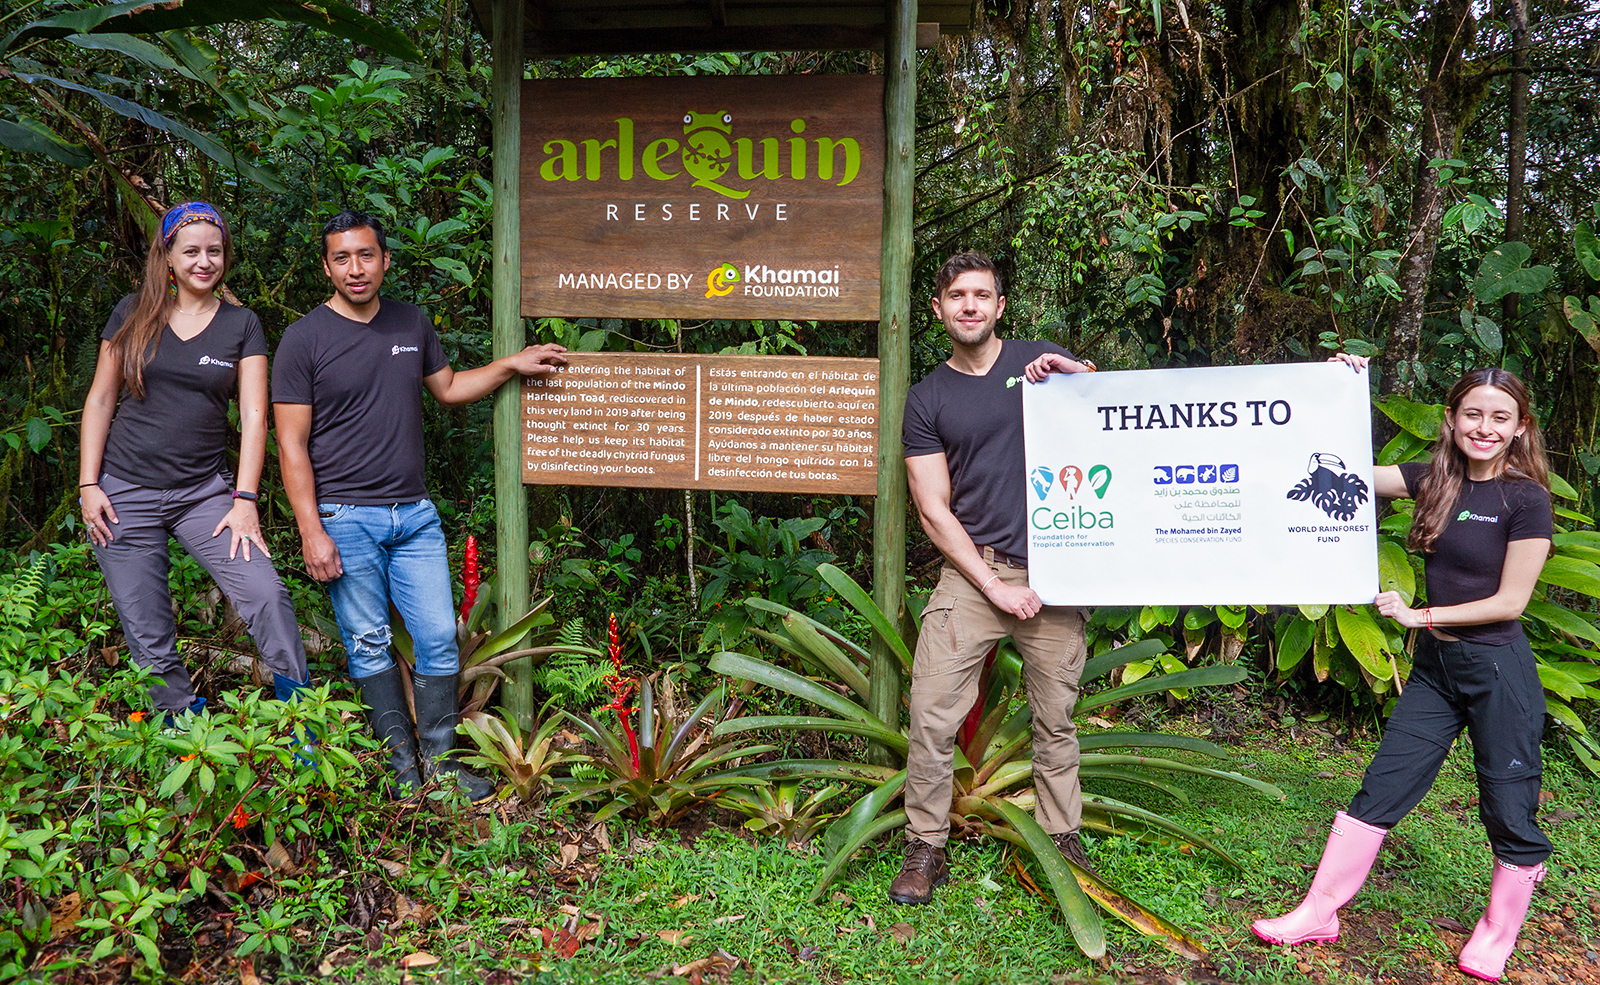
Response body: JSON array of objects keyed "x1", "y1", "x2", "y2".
[{"x1": 893, "y1": 251, "x2": 1097, "y2": 905}]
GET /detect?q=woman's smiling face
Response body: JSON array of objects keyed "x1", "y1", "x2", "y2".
[{"x1": 1449, "y1": 384, "x2": 1526, "y2": 478}]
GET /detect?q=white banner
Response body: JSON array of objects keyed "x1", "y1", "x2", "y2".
[{"x1": 1022, "y1": 363, "x2": 1378, "y2": 605}]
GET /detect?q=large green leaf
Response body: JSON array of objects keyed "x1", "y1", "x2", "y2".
[
  {"x1": 1076, "y1": 665, "x2": 1247, "y2": 714},
  {"x1": 1575, "y1": 222, "x2": 1600, "y2": 281},
  {"x1": 817, "y1": 563, "x2": 914, "y2": 675},
  {"x1": 1276, "y1": 615, "x2": 1316, "y2": 676},
  {"x1": 0, "y1": 118, "x2": 92, "y2": 167},
  {"x1": 1080, "y1": 638, "x2": 1167, "y2": 687},
  {"x1": 821, "y1": 770, "x2": 908, "y2": 857},
  {"x1": 1523, "y1": 600, "x2": 1600, "y2": 646},
  {"x1": 63, "y1": 32, "x2": 185, "y2": 72},
  {"x1": 1471, "y1": 242, "x2": 1554, "y2": 302},
  {"x1": 810, "y1": 810, "x2": 906, "y2": 901},
  {"x1": 781, "y1": 611, "x2": 871, "y2": 701},
  {"x1": 1078, "y1": 731, "x2": 1229, "y2": 758},
  {"x1": 1565, "y1": 296, "x2": 1600, "y2": 357},
  {"x1": 1377, "y1": 540, "x2": 1414, "y2": 603},
  {"x1": 1334, "y1": 606, "x2": 1393, "y2": 682},
  {"x1": 1375, "y1": 394, "x2": 1445, "y2": 440},
  {"x1": 713, "y1": 715, "x2": 908, "y2": 754},
  {"x1": 4, "y1": 0, "x2": 420, "y2": 62},
  {"x1": 1539, "y1": 555, "x2": 1600, "y2": 599},
  {"x1": 990, "y1": 799, "x2": 1104, "y2": 958},
  {"x1": 708, "y1": 651, "x2": 885, "y2": 728},
  {"x1": 1078, "y1": 754, "x2": 1285, "y2": 800},
  {"x1": 19, "y1": 73, "x2": 287, "y2": 193}
]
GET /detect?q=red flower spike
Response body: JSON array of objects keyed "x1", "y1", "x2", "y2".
[
  {"x1": 459, "y1": 535, "x2": 479, "y2": 623},
  {"x1": 600, "y1": 612, "x2": 640, "y2": 771}
]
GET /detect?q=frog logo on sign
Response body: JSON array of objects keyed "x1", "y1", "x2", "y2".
[{"x1": 682, "y1": 112, "x2": 745, "y2": 199}]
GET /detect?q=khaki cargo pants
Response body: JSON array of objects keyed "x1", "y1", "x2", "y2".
[{"x1": 905, "y1": 560, "x2": 1088, "y2": 846}]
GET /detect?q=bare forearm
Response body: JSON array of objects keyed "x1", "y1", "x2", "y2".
[
  {"x1": 436, "y1": 359, "x2": 516, "y2": 406},
  {"x1": 279, "y1": 447, "x2": 323, "y2": 538},
  {"x1": 1426, "y1": 594, "x2": 1535, "y2": 626},
  {"x1": 236, "y1": 412, "x2": 266, "y2": 493},
  {"x1": 916, "y1": 505, "x2": 996, "y2": 591},
  {"x1": 79, "y1": 397, "x2": 115, "y2": 484}
]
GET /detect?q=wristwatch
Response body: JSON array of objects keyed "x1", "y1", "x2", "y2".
[{"x1": 231, "y1": 489, "x2": 259, "y2": 501}]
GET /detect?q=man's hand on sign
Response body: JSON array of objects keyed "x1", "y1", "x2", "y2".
[
  {"x1": 983, "y1": 578, "x2": 1044, "y2": 620},
  {"x1": 1022, "y1": 352, "x2": 1096, "y2": 383},
  {"x1": 506, "y1": 343, "x2": 569, "y2": 377},
  {"x1": 1330, "y1": 352, "x2": 1368, "y2": 372},
  {"x1": 302, "y1": 528, "x2": 344, "y2": 583}
]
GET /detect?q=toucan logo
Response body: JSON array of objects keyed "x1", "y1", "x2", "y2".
[
  {"x1": 1286, "y1": 452, "x2": 1369, "y2": 521},
  {"x1": 705, "y1": 262, "x2": 739, "y2": 297}
]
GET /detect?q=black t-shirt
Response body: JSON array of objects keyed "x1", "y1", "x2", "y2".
[
  {"x1": 903, "y1": 339, "x2": 1069, "y2": 562},
  {"x1": 271, "y1": 299, "x2": 449, "y2": 505},
  {"x1": 1398, "y1": 461, "x2": 1553, "y2": 644},
  {"x1": 99, "y1": 295, "x2": 267, "y2": 489}
]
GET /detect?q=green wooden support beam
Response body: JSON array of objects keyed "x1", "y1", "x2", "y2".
[
  {"x1": 869, "y1": 0, "x2": 914, "y2": 764},
  {"x1": 491, "y1": 0, "x2": 534, "y2": 730}
]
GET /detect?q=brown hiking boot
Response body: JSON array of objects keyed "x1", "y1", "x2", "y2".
[
  {"x1": 887, "y1": 837, "x2": 949, "y2": 905},
  {"x1": 1053, "y1": 831, "x2": 1101, "y2": 878}
]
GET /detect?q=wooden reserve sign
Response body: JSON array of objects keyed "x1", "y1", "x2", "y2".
[
  {"x1": 521, "y1": 75, "x2": 884, "y2": 320},
  {"x1": 522, "y1": 353, "x2": 879, "y2": 494}
]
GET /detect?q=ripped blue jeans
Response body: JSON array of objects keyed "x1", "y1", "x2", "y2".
[{"x1": 318, "y1": 499, "x2": 459, "y2": 680}]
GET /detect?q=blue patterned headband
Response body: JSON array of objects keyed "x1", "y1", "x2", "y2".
[{"x1": 161, "y1": 202, "x2": 224, "y2": 243}]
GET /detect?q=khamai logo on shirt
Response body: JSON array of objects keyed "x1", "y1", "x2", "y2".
[
  {"x1": 197, "y1": 355, "x2": 235, "y2": 368},
  {"x1": 391, "y1": 345, "x2": 419, "y2": 355},
  {"x1": 1457, "y1": 509, "x2": 1500, "y2": 523}
]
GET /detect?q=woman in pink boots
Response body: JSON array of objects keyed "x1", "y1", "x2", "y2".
[{"x1": 1254, "y1": 363, "x2": 1553, "y2": 982}]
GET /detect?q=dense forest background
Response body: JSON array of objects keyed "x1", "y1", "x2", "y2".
[{"x1": 3, "y1": 0, "x2": 1599, "y2": 715}]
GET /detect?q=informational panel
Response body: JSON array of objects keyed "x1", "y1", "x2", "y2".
[
  {"x1": 521, "y1": 75, "x2": 884, "y2": 320},
  {"x1": 1022, "y1": 363, "x2": 1378, "y2": 605},
  {"x1": 522, "y1": 353, "x2": 879, "y2": 494}
]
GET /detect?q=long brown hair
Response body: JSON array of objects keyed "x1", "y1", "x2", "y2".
[
  {"x1": 1409, "y1": 368, "x2": 1550, "y2": 553},
  {"x1": 108, "y1": 213, "x2": 233, "y2": 400}
]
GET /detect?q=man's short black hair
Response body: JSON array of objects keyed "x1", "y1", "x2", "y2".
[
  {"x1": 935, "y1": 251, "x2": 1003, "y2": 299},
  {"x1": 321, "y1": 209, "x2": 387, "y2": 256}
]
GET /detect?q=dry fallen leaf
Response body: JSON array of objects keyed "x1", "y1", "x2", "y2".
[
  {"x1": 712, "y1": 914, "x2": 745, "y2": 925},
  {"x1": 1086, "y1": 716, "x2": 1116, "y2": 728},
  {"x1": 668, "y1": 894, "x2": 701, "y2": 908},
  {"x1": 393, "y1": 895, "x2": 437, "y2": 927},
  {"x1": 48, "y1": 892, "x2": 82, "y2": 940},
  {"x1": 657, "y1": 929, "x2": 690, "y2": 946},
  {"x1": 400, "y1": 952, "x2": 439, "y2": 968},
  {"x1": 559, "y1": 843, "x2": 580, "y2": 867},
  {"x1": 890, "y1": 922, "x2": 917, "y2": 942},
  {"x1": 238, "y1": 955, "x2": 260, "y2": 985},
  {"x1": 375, "y1": 858, "x2": 409, "y2": 879},
  {"x1": 266, "y1": 838, "x2": 298, "y2": 875}
]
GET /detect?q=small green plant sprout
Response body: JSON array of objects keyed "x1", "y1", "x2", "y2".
[
  {"x1": 458, "y1": 711, "x2": 578, "y2": 803},
  {"x1": 235, "y1": 902, "x2": 303, "y2": 969},
  {"x1": 714, "y1": 779, "x2": 844, "y2": 845},
  {"x1": 555, "y1": 615, "x2": 774, "y2": 824}
]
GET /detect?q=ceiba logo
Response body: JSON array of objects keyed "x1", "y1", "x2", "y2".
[
  {"x1": 1030, "y1": 464, "x2": 1114, "y2": 530},
  {"x1": 539, "y1": 113, "x2": 864, "y2": 200},
  {"x1": 705, "y1": 263, "x2": 739, "y2": 298}
]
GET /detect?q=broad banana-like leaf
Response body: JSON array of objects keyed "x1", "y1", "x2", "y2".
[
  {"x1": 1377, "y1": 540, "x2": 1414, "y2": 602},
  {"x1": 64, "y1": 32, "x2": 184, "y2": 72},
  {"x1": 1539, "y1": 555, "x2": 1600, "y2": 599},
  {"x1": 989, "y1": 799, "x2": 1104, "y2": 957},
  {"x1": 19, "y1": 73, "x2": 287, "y2": 192},
  {"x1": 4, "y1": 0, "x2": 421, "y2": 63},
  {"x1": 0, "y1": 118, "x2": 91, "y2": 167},
  {"x1": 1276, "y1": 615, "x2": 1316, "y2": 676}
]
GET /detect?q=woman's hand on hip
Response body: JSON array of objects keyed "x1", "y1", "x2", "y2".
[
  {"x1": 81, "y1": 485, "x2": 118, "y2": 547},
  {"x1": 213, "y1": 499, "x2": 269, "y2": 561}
]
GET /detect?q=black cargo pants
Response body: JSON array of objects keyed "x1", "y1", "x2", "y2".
[{"x1": 1346, "y1": 632, "x2": 1551, "y2": 865}]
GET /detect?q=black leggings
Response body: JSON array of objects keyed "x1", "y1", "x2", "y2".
[{"x1": 1346, "y1": 633, "x2": 1551, "y2": 865}]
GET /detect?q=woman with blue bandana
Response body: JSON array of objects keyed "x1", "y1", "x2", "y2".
[{"x1": 79, "y1": 202, "x2": 311, "y2": 719}]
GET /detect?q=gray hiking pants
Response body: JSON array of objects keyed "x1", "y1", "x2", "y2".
[{"x1": 91, "y1": 472, "x2": 308, "y2": 712}]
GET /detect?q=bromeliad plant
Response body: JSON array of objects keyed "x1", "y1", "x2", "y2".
[
  {"x1": 708, "y1": 564, "x2": 1284, "y2": 959},
  {"x1": 457, "y1": 711, "x2": 579, "y2": 803},
  {"x1": 555, "y1": 615, "x2": 775, "y2": 824}
]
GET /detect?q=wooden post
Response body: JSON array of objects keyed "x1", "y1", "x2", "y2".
[
  {"x1": 870, "y1": 0, "x2": 914, "y2": 763},
  {"x1": 491, "y1": 0, "x2": 534, "y2": 730}
]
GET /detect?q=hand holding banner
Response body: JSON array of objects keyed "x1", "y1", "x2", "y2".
[{"x1": 1022, "y1": 363, "x2": 1379, "y2": 605}]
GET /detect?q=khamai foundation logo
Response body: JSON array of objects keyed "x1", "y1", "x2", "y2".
[
  {"x1": 1457, "y1": 509, "x2": 1500, "y2": 524},
  {"x1": 1285, "y1": 452, "x2": 1369, "y2": 521},
  {"x1": 196, "y1": 355, "x2": 235, "y2": 369}
]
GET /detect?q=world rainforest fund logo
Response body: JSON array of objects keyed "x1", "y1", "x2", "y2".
[
  {"x1": 1285, "y1": 452, "x2": 1369, "y2": 521},
  {"x1": 538, "y1": 114, "x2": 864, "y2": 199}
]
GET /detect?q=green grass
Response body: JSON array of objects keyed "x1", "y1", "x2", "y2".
[{"x1": 309, "y1": 725, "x2": 1600, "y2": 984}]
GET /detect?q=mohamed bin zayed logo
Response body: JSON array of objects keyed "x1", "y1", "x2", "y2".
[
  {"x1": 1286, "y1": 452, "x2": 1369, "y2": 521},
  {"x1": 705, "y1": 262, "x2": 739, "y2": 298}
]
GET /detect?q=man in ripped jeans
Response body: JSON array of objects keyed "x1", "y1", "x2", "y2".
[
  {"x1": 892, "y1": 251, "x2": 1098, "y2": 904},
  {"x1": 273, "y1": 209, "x2": 566, "y2": 801}
]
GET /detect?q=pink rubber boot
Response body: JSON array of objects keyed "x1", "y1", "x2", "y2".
[
  {"x1": 1252, "y1": 811, "x2": 1388, "y2": 945},
  {"x1": 1457, "y1": 858, "x2": 1546, "y2": 981}
]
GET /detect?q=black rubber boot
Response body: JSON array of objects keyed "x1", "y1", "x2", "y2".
[
  {"x1": 356, "y1": 665, "x2": 421, "y2": 798},
  {"x1": 412, "y1": 671, "x2": 497, "y2": 804}
]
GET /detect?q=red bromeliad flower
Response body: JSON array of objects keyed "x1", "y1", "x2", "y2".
[
  {"x1": 459, "y1": 535, "x2": 479, "y2": 624},
  {"x1": 599, "y1": 613, "x2": 640, "y2": 771}
]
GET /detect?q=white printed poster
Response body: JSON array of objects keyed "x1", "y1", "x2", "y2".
[{"x1": 1022, "y1": 363, "x2": 1379, "y2": 605}]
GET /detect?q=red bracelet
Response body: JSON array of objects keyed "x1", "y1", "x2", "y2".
[{"x1": 1424, "y1": 608, "x2": 1433, "y2": 630}]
